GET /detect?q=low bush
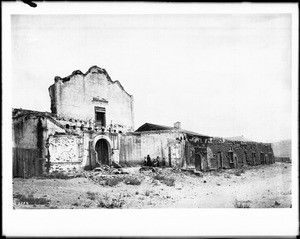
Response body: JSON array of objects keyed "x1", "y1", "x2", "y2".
[
  {"x1": 212, "y1": 171, "x2": 221, "y2": 176},
  {"x1": 234, "y1": 199, "x2": 251, "y2": 208},
  {"x1": 105, "y1": 177, "x2": 123, "y2": 187},
  {"x1": 41, "y1": 171, "x2": 71, "y2": 179},
  {"x1": 84, "y1": 202, "x2": 92, "y2": 208},
  {"x1": 13, "y1": 193, "x2": 50, "y2": 205},
  {"x1": 97, "y1": 194, "x2": 124, "y2": 209},
  {"x1": 234, "y1": 169, "x2": 245, "y2": 176},
  {"x1": 153, "y1": 174, "x2": 175, "y2": 187},
  {"x1": 87, "y1": 191, "x2": 98, "y2": 200},
  {"x1": 124, "y1": 176, "x2": 142, "y2": 185}
]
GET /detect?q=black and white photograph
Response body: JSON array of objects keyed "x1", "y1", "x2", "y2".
[{"x1": 2, "y1": 1, "x2": 299, "y2": 237}]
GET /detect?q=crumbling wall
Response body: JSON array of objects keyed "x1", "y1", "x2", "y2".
[
  {"x1": 13, "y1": 116, "x2": 40, "y2": 149},
  {"x1": 48, "y1": 134, "x2": 84, "y2": 163},
  {"x1": 207, "y1": 138, "x2": 275, "y2": 169},
  {"x1": 49, "y1": 66, "x2": 134, "y2": 131}
]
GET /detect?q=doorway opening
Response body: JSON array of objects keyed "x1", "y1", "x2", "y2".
[
  {"x1": 95, "y1": 139, "x2": 109, "y2": 165},
  {"x1": 195, "y1": 152, "x2": 202, "y2": 171},
  {"x1": 260, "y1": 153, "x2": 265, "y2": 164},
  {"x1": 217, "y1": 152, "x2": 223, "y2": 169}
]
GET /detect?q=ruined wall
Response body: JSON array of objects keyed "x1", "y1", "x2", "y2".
[
  {"x1": 184, "y1": 136, "x2": 210, "y2": 170},
  {"x1": 13, "y1": 111, "x2": 66, "y2": 149},
  {"x1": 49, "y1": 66, "x2": 134, "y2": 131},
  {"x1": 48, "y1": 134, "x2": 84, "y2": 163},
  {"x1": 13, "y1": 116, "x2": 41, "y2": 149},
  {"x1": 207, "y1": 138, "x2": 275, "y2": 169}
]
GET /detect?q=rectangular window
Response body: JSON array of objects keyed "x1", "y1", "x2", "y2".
[{"x1": 95, "y1": 107, "x2": 106, "y2": 127}]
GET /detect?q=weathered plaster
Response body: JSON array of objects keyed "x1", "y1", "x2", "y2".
[
  {"x1": 48, "y1": 135, "x2": 84, "y2": 163},
  {"x1": 49, "y1": 66, "x2": 134, "y2": 131}
]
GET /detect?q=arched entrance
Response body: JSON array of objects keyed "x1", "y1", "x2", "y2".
[
  {"x1": 95, "y1": 139, "x2": 109, "y2": 165},
  {"x1": 91, "y1": 135, "x2": 112, "y2": 166}
]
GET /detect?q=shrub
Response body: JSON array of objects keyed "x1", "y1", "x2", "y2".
[
  {"x1": 212, "y1": 171, "x2": 221, "y2": 176},
  {"x1": 97, "y1": 194, "x2": 124, "y2": 209},
  {"x1": 234, "y1": 200, "x2": 251, "y2": 208},
  {"x1": 124, "y1": 176, "x2": 142, "y2": 185},
  {"x1": 84, "y1": 202, "x2": 92, "y2": 208},
  {"x1": 234, "y1": 169, "x2": 245, "y2": 176},
  {"x1": 145, "y1": 190, "x2": 150, "y2": 196},
  {"x1": 105, "y1": 177, "x2": 123, "y2": 186},
  {"x1": 13, "y1": 193, "x2": 50, "y2": 205},
  {"x1": 87, "y1": 191, "x2": 98, "y2": 200},
  {"x1": 41, "y1": 172, "x2": 71, "y2": 179},
  {"x1": 153, "y1": 174, "x2": 175, "y2": 187}
]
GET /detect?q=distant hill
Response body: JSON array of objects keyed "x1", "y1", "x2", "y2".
[
  {"x1": 271, "y1": 139, "x2": 291, "y2": 157},
  {"x1": 225, "y1": 135, "x2": 253, "y2": 142}
]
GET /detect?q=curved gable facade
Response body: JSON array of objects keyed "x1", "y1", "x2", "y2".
[{"x1": 49, "y1": 66, "x2": 134, "y2": 131}]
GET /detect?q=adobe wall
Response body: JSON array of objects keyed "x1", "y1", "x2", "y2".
[
  {"x1": 13, "y1": 116, "x2": 41, "y2": 149},
  {"x1": 48, "y1": 135, "x2": 84, "y2": 163},
  {"x1": 47, "y1": 128, "x2": 122, "y2": 171},
  {"x1": 13, "y1": 113, "x2": 65, "y2": 152},
  {"x1": 49, "y1": 66, "x2": 134, "y2": 131},
  {"x1": 119, "y1": 133, "x2": 142, "y2": 166},
  {"x1": 207, "y1": 137, "x2": 275, "y2": 169},
  {"x1": 119, "y1": 131, "x2": 186, "y2": 167}
]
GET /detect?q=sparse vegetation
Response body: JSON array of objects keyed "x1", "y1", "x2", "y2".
[
  {"x1": 234, "y1": 199, "x2": 251, "y2": 208},
  {"x1": 105, "y1": 177, "x2": 123, "y2": 186},
  {"x1": 13, "y1": 163, "x2": 291, "y2": 209},
  {"x1": 212, "y1": 171, "x2": 221, "y2": 176},
  {"x1": 153, "y1": 174, "x2": 175, "y2": 187},
  {"x1": 97, "y1": 193, "x2": 124, "y2": 208},
  {"x1": 234, "y1": 169, "x2": 245, "y2": 176},
  {"x1": 124, "y1": 176, "x2": 142, "y2": 185},
  {"x1": 40, "y1": 171, "x2": 84, "y2": 180},
  {"x1": 87, "y1": 191, "x2": 98, "y2": 200},
  {"x1": 84, "y1": 202, "x2": 92, "y2": 208},
  {"x1": 13, "y1": 193, "x2": 50, "y2": 205}
]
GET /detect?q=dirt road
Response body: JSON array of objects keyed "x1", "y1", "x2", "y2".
[{"x1": 13, "y1": 162, "x2": 292, "y2": 209}]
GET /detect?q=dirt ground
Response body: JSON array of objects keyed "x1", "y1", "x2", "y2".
[{"x1": 13, "y1": 162, "x2": 292, "y2": 209}]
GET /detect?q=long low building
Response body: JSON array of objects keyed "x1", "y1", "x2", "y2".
[
  {"x1": 12, "y1": 66, "x2": 275, "y2": 177},
  {"x1": 119, "y1": 123, "x2": 275, "y2": 171}
]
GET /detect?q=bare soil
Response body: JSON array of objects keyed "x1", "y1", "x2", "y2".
[{"x1": 13, "y1": 162, "x2": 292, "y2": 209}]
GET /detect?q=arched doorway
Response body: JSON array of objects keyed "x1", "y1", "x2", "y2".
[{"x1": 95, "y1": 139, "x2": 109, "y2": 165}]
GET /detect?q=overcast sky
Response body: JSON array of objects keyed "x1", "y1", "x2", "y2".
[{"x1": 11, "y1": 14, "x2": 292, "y2": 143}]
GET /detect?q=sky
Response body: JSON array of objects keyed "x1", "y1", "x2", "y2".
[{"x1": 11, "y1": 14, "x2": 292, "y2": 143}]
